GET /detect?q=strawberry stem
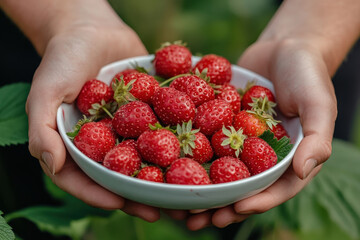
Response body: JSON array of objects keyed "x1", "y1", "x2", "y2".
[
  {"x1": 159, "y1": 73, "x2": 191, "y2": 87},
  {"x1": 101, "y1": 106, "x2": 114, "y2": 119}
]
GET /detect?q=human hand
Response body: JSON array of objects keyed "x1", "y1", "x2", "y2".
[
  {"x1": 25, "y1": 1, "x2": 161, "y2": 222},
  {"x1": 185, "y1": 39, "x2": 337, "y2": 230}
]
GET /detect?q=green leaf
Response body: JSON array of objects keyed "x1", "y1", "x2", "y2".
[
  {"x1": 5, "y1": 175, "x2": 111, "y2": 239},
  {"x1": 243, "y1": 139, "x2": 360, "y2": 240},
  {"x1": 0, "y1": 211, "x2": 15, "y2": 240},
  {"x1": 259, "y1": 130, "x2": 293, "y2": 161},
  {"x1": 0, "y1": 83, "x2": 31, "y2": 146},
  {"x1": 87, "y1": 211, "x2": 218, "y2": 240}
]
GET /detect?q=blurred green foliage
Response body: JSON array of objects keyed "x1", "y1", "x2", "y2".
[{"x1": 109, "y1": 0, "x2": 277, "y2": 63}]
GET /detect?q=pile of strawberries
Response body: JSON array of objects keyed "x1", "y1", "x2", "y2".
[{"x1": 67, "y1": 41, "x2": 292, "y2": 185}]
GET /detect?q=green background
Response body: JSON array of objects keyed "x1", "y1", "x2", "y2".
[{"x1": 1, "y1": 0, "x2": 360, "y2": 239}]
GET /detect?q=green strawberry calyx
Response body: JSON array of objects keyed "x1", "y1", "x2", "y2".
[
  {"x1": 88, "y1": 99, "x2": 117, "y2": 120},
  {"x1": 149, "y1": 122, "x2": 177, "y2": 134},
  {"x1": 112, "y1": 76, "x2": 137, "y2": 106},
  {"x1": 247, "y1": 108, "x2": 280, "y2": 130},
  {"x1": 66, "y1": 115, "x2": 94, "y2": 140},
  {"x1": 176, "y1": 120, "x2": 200, "y2": 157},
  {"x1": 221, "y1": 126, "x2": 247, "y2": 157},
  {"x1": 237, "y1": 79, "x2": 257, "y2": 96},
  {"x1": 156, "y1": 40, "x2": 188, "y2": 52},
  {"x1": 193, "y1": 68, "x2": 222, "y2": 93},
  {"x1": 249, "y1": 96, "x2": 277, "y2": 117}
]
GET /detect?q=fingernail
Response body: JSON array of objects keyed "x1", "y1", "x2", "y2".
[
  {"x1": 190, "y1": 209, "x2": 207, "y2": 214},
  {"x1": 302, "y1": 158, "x2": 317, "y2": 179},
  {"x1": 41, "y1": 152, "x2": 55, "y2": 175}
]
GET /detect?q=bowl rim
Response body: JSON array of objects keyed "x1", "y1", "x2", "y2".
[{"x1": 56, "y1": 54, "x2": 304, "y2": 191}]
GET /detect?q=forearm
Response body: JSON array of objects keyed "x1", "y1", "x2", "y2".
[
  {"x1": 0, "y1": 0, "x2": 128, "y2": 56},
  {"x1": 258, "y1": 0, "x2": 360, "y2": 75}
]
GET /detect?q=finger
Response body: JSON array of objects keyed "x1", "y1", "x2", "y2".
[
  {"x1": 234, "y1": 165, "x2": 321, "y2": 214},
  {"x1": 293, "y1": 101, "x2": 335, "y2": 179},
  {"x1": 189, "y1": 209, "x2": 208, "y2": 214},
  {"x1": 270, "y1": 42, "x2": 337, "y2": 179},
  {"x1": 121, "y1": 201, "x2": 160, "y2": 223},
  {"x1": 162, "y1": 209, "x2": 189, "y2": 220},
  {"x1": 186, "y1": 211, "x2": 213, "y2": 231},
  {"x1": 41, "y1": 156, "x2": 125, "y2": 209},
  {"x1": 26, "y1": 45, "x2": 93, "y2": 174},
  {"x1": 211, "y1": 206, "x2": 249, "y2": 228}
]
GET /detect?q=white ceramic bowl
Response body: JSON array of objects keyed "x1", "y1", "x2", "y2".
[{"x1": 56, "y1": 55, "x2": 303, "y2": 210}]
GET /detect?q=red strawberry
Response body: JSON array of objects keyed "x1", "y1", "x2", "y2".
[
  {"x1": 137, "y1": 129, "x2": 180, "y2": 167},
  {"x1": 117, "y1": 139, "x2": 138, "y2": 150},
  {"x1": 193, "y1": 54, "x2": 232, "y2": 85},
  {"x1": 211, "y1": 126, "x2": 247, "y2": 158},
  {"x1": 270, "y1": 123, "x2": 290, "y2": 140},
  {"x1": 210, "y1": 156, "x2": 250, "y2": 184},
  {"x1": 177, "y1": 121, "x2": 213, "y2": 164},
  {"x1": 193, "y1": 99, "x2": 234, "y2": 136},
  {"x1": 169, "y1": 75, "x2": 215, "y2": 107},
  {"x1": 165, "y1": 158, "x2": 211, "y2": 185},
  {"x1": 98, "y1": 118, "x2": 118, "y2": 137},
  {"x1": 240, "y1": 137, "x2": 277, "y2": 175},
  {"x1": 189, "y1": 132, "x2": 213, "y2": 164},
  {"x1": 137, "y1": 166, "x2": 164, "y2": 183},
  {"x1": 215, "y1": 84, "x2": 241, "y2": 113},
  {"x1": 110, "y1": 69, "x2": 139, "y2": 86},
  {"x1": 233, "y1": 110, "x2": 277, "y2": 137},
  {"x1": 73, "y1": 122, "x2": 116, "y2": 162},
  {"x1": 103, "y1": 145, "x2": 141, "y2": 176},
  {"x1": 76, "y1": 79, "x2": 114, "y2": 116},
  {"x1": 241, "y1": 85, "x2": 276, "y2": 115},
  {"x1": 154, "y1": 42, "x2": 192, "y2": 78},
  {"x1": 152, "y1": 87, "x2": 196, "y2": 126},
  {"x1": 112, "y1": 101, "x2": 158, "y2": 138},
  {"x1": 113, "y1": 72, "x2": 159, "y2": 105}
]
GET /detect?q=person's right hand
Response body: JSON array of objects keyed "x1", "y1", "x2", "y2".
[{"x1": 25, "y1": 0, "x2": 161, "y2": 222}]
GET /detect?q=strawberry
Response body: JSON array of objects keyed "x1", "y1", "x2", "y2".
[
  {"x1": 193, "y1": 54, "x2": 232, "y2": 85},
  {"x1": 73, "y1": 122, "x2": 116, "y2": 162},
  {"x1": 211, "y1": 126, "x2": 247, "y2": 158},
  {"x1": 240, "y1": 137, "x2": 277, "y2": 175},
  {"x1": 215, "y1": 84, "x2": 241, "y2": 113},
  {"x1": 193, "y1": 99, "x2": 234, "y2": 136},
  {"x1": 154, "y1": 41, "x2": 192, "y2": 78},
  {"x1": 136, "y1": 166, "x2": 164, "y2": 183},
  {"x1": 177, "y1": 121, "x2": 213, "y2": 164},
  {"x1": 137, "y1": 129, "x2": 180, "y2": 167},
  {"x1": 165, "y1": 158, "x2": 211, "y2": 185},
  {"x1": 117, "y1": 139, "x2": 138, "y2": 150},
  {"x1": 152, "y1": 87, "x2": 196, "y2": 126},
  {"x1": 76, "y1": 79, "x2": 114, "y2": 116},
  {"x1": 233, "y1": 110, "x2": 278, "y2": 137},
  {"x1": 210, "y1": 156, "x2": 250, "y2": 184},
  {"x1": 113, "y1": 72, "x2": 159, "y2": 105},
  {"x1": 241, "y1": 85, "x2": 276, "y2": 116},
  {"x1": 112, "y1": 101, "x2": 158, "y2": 138},
  {"x1": 98, "y1": 118, "x2": 117, "y2": 137},
  {"x1": 103, "y1": 145, "x2": 141, "y2": 176},
  {"x1": 169, "y1": 75, "x2": 215, "y2": 107},
  {"x1": 270, "y1": 123, "x2": 290, "y2": 140},
  {"x1": 110, "y1": 68, "x2": 139, "y2": 86}
]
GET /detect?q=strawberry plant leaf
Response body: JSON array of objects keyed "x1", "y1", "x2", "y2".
[
  {"x1": 0, "y1": 83, "x2": 30, "y2": 146},
  {"x1": 5, "y1": 175, "x2": 111, "y2": 239},
  {"x1": 0, "y1": 211, "x2": 15, "y2": 240},
  {"x1": 259, "y1": 130, "x2": 293, "y2": 161},
  {"x1": 238, "y1": 139, "x2": 360, "y2": 240}
]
